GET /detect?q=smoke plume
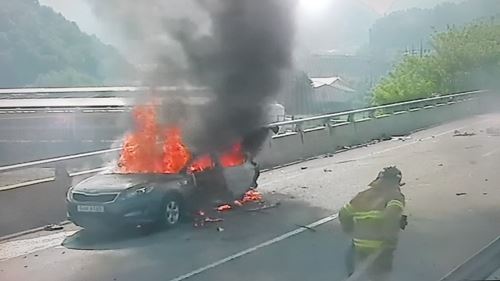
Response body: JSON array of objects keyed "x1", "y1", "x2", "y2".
[{"x1": 84, "y1": 0, "x2": 297, "y2": 153}]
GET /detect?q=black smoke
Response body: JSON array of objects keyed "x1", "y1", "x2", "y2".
[
  {"x1": 172, "y1": 1, "x2": 296, "y2": 152},
  {"x1": 85, "y1": 0, "x2": 297, "y2": 153}
]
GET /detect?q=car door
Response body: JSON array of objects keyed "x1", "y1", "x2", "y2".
[
  {"x1": 187, "y1": 154, "x2": 230, "y2": 204},
  {"x1": 220, "y1": 157, "x2": 256, "y2": 199}
]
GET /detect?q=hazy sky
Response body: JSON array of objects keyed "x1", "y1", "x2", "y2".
[{"x1": 39, "y1": 0, "x2": 466, "y2": 53}]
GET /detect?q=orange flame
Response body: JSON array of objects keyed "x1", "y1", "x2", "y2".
[
  {"x1": 219, "y1": 142, "x2": 246, "y2": 168},
  {"x1": 188, "y1": 154, "x2": 215, "y2": 174},
  {"x1": 119, "y1": 104, "x2": 191, "y2": 174}
]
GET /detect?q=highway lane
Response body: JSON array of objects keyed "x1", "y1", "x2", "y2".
[{"x1": 1, "y1": 113, "x2": 500, "y2": 281}]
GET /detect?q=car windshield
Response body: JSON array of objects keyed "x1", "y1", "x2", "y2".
[{"x1": 1, "y1": 1, "x2": 500, "y2": 281}]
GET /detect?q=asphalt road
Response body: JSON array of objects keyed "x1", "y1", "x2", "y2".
[{"x1": 1, "y1": 113, "x2": 500, "y2": 281}]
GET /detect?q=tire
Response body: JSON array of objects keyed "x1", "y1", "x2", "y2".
[{"x1": 159, "y1": 192, "x2": 183, "y2": 228}]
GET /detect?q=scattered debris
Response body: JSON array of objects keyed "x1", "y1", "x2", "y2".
[
  {"x1": 34, "y1": 254, "x2": 38, "y2": 257},
  {"x1": 438, "y1": 164, "x2": 444, "y2": 167},
  {"x1": 216, "y1": 204, "x2": 232, "y2": 212},
  {"x1": 61, "y1": 251, "x2": 66, "y2": 255},
  {"x1": 485, "y1": 179, "x2": 489, "y2": 182},
  {"x1": 204, "y1": 217, "x2": 224, "y2": 223},
  {"x1": 295, "y1": 224, "x2": 316, "y2": 232},
  {"x1": 244, "y1": 202, "x2": 281, "y2": 212},
  {"x1": 393, "y1": 136, "x2": 412, "y2": 142},
  {"x1": 290, "y1": 195, "x2": 296, "y2": 199},
  {"x1": 483, "y1": 192, "x2": 488, "y2": 195},
  {"x1": 432, "y1": 136, "x2": 436, "y2": 138},
  {"x1": 44, "y1": 224, "x2": 63, "y2": 231},
  {"x1": 217, "y1": 227, "x2": 225, "y2": 232},
  {"x1": 23, "y1": 256, "x2": 27, "y2": 259},
  {"x1": 456, "y1": 192, "x2": 467, "y2": 196},
  {"x1": 300, "y1": 186, "x2": 309, "y2": 189},
  {"x1": 380, "y1": 135, "x2": 392, "y2": 141},
  {"x1": 24, "y1": 265, "x2": 28, "y2": 268},
  {"x1": 453, "y1": 130, "x2": 476, "y2": 137},
  {"x1": 240, "y1": 190, "x2": 263, "y2": 203},
  {"x1": 323, "y1": 169, "x2": 333, "y2": 173},
  {"x1": 399, "y1": 182, "x2": 407, "y2": 187},
  {"x1": 301, "y1": 166, "x2": 308, "y2": 170}
]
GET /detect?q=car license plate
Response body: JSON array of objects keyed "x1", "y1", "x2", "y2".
[{"x1": 77, "y1": 205, "x2": 104, "y2": 213}]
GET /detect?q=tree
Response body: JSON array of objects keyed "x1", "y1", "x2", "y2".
[{"x1": 373, "y1": 21, "x2": 500, "y2": 105}]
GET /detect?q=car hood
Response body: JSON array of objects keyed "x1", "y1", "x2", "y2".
[{"x1": 72, "y1": 173, "x2": 181, "y2": 193}]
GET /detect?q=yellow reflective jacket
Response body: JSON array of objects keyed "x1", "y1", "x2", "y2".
[{"x1": 339, "y1": 184, "x2": 405, "y2": 250}]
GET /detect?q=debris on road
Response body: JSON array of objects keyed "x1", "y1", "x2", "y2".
[
  {"x1": 217, "y1": 204, "x2": 232, "y2": 212},
  {"x1": 295, "y1": 224, "x2": 316, "y2": 232},
  {"x1": 204, "y1": 217, "x2": 224, "y2": 223},
  {"x1": 43, "y1": 224, "x2": 64, "y2": 231},
  {"x1": 483, "y1": 192, "x2": 488, "y2": 195},
  {"x1": 438, "y1": 164, "x2": 444, "y2": 167},
  {"x1": 244, "y1": 202, "x2": 281, "y2": 212},
  {"x1": 301, "y1": 166, "x2": 308, "y2": 170},
  {"x1": 485, "y1": 179, "x2": 489, "y2": 182},
  {"x1": 393, "y1": 136, "x2": 412, "y2": 141},
  {"x1": 323, "y1": 168, "x2": 333, "y2": 172},
  {"x1": 456, "y1": 192, "x2": 467, "y2": 196},
  {"x1": 453, "y1": 130, "x2": 476, "y2": 137},
  {"x1": 217, "y1": 227, "x2": 224, "y2": 232},
  {"x1": 300, "y1": 186, "x2": 309, "y2": 189}
]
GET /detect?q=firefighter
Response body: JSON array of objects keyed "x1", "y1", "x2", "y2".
[{"x1": 339, "y1": 166, "x2": 407, "y2": 281}]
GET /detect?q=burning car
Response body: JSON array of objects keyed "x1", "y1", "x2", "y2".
[
  {"x1": 66, "y1": 104, "x2": 260, "y2": 231},
  {"x1": 66, "y1": 152, "x2": 257, "y2": 230}
]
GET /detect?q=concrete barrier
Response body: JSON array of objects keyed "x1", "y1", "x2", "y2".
[{"x1": 258, "y1": 95, "x2": 490, "y2": 169}]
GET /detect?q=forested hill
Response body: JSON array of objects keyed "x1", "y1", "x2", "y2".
[{"x1": 0, "y1": 0, "x2": 134, "y2": 87}]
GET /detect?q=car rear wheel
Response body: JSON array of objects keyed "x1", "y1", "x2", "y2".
[{"x1": 160, "y1": 192, "x2": 183, "y2": 228}]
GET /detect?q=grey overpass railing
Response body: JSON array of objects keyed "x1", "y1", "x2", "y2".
[
  {"x1": 268, "y1": 90, "x2": 487, "y2": 129},
  {"x1": 0, "y1": 89, "x2": 489, "y2": 175}
]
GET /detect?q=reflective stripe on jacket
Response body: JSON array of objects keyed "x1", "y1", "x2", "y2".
[{"x1": 339, "y1": 186, "x2": 405, "y2": 250}]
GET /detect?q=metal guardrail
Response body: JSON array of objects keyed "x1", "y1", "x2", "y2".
[
  {"x1": 0, "y1": 90, "x2": 488, "y2": 175},
  {"x1": 268, "y1": 90, "x2": 486, "y2": 128}
]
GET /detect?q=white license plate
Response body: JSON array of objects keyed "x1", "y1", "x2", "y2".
[{"x1": 77, "y1": 205, "x2": 104, "y2": 213}]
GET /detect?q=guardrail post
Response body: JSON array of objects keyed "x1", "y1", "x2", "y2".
[{"x1": 347, "y1": 113, "x2": 355, "y2": 123}]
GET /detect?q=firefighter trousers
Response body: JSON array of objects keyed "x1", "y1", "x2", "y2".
[{"x1": 345, "y1": 243, "x2": 395, "y2": 281}]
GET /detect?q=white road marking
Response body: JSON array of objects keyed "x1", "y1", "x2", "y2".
[
  {"x1": 168, "y1": 214, "x2": 338, "y2": 281},
  {"x1": 482, "y1": 148, "x2": 500, "y2": 158},
  {"x1": 0, "y1": 230, "x2": 77, "y2": 261}
]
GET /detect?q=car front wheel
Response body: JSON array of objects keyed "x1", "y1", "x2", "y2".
[{"x1": 160, "y1": 192, "x2": 183, "y2": 228}]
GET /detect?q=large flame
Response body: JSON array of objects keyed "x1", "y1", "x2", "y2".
[
  {"x1": 219, "y1": 142, "x2": 246, "y2": 168},
  {"x1": 119, "y1": 104, "x2": 191, "y2": 174}
]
